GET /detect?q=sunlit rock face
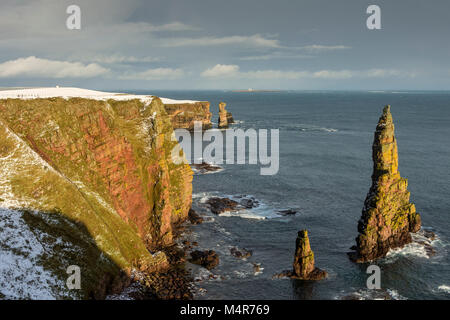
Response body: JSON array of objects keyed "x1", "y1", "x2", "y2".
[
  {"x1": 164, "y1": 101, "x2": 212, "y2": 130},
  {"x1": 218, "y1": 102, "x2": 234, "y2": 129},
  {"x1": 349, "y1": 105, "x2": 421, "y2": 263},
  {"x1": 274, "y1": 230, "x2": 327, "y2": 281}
]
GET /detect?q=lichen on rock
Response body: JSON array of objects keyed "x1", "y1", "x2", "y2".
[
  {"x1": 164, "y1": 101, "x2": 212, "y2": 130},
  {"x1": 349, "y1": 105, "x2": 421, "y2": 263}
]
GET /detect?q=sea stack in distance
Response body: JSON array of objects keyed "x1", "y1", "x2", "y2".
[
  {"x1": 218, "y1": 102, "x2": 234, "y2": 128},
  {"x1": 349, "y1": 105, "x2": 421, "y2": 263},
  {"x1": 275, "y1": 230, "x2": 327, "y2": 280}
]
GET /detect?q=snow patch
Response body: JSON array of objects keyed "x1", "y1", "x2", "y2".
[
  {"x1": 0, "y1": 87, "x2": 201, "y2": 105},
  {"x1": 0, "y1": 208, "x2": 79, "y2": 299}
]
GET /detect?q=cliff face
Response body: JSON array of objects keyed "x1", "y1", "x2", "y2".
[
  {"x1": 349, "y1": 106, "x2": 421, "y2": 263},
  {"x1": 0, "y1": 96, "x2": 193, "y2": 298},
  {"x1": 218, "y1": 102, "x2": 234, "y2": 129},
  {"x1": 164, "y1": 101, "x2": 212, "y2": 130}
]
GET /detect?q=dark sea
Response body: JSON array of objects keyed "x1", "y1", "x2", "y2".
[{"x1": 145, "y1": 90, "x2": 450, "y2": 300}]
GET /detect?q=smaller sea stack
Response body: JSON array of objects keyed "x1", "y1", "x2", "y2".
[
  {"x1": 292, "y1": 230, "x2": 327, "y2": 280},
  {"x1": 349, "y1": 105, "x2": 421, "y2": 263},
  {"x1": 218, "y1": 102, "x2": 234, "y2": 128},
  {"x1": 275, "y1": 230, "x2": 327, "y2": 280}
]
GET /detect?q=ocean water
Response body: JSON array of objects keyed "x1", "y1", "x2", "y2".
[{"x1": 147, "y1": 90, "x2": 450, "y2": 300}]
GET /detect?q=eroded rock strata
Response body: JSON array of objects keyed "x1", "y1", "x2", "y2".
[
  {"x1": 0, "y1": 96, "x2": 193, "y2": 298},
  {"x1": 164, "y1": 101, "x2": 212, "y2": 130},
  {"x1": 218, "y1": 102, "x2": 234, "y2": 129},
  {"x1": 349, "y1": 105, "x2": 421, "y2": 263}
]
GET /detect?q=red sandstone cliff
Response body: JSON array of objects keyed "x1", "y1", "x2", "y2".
[{"x1": 0, "y1": 95, "x2": 193, "y2": 298}]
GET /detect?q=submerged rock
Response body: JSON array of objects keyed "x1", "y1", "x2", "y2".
[
  {"x1": 349, "y1": 105, "x2": 421, "y2": 263},
  {"x1": 191, "y1": 162, "x2": 222, "y2": 174},
  {"x1": 274, "y1": 230, "x2": 327, "y2": 280},
  {"x1": 277, "y1": 209, "x2": 297, "y2": 216},
  {"x1": 188, "y1": 208, "x2": 203, "y2": 225},
  {"x1": 239, "y1": 197, "x2": 259, "y2": 209},
  {"x1": 230, "y1": 247, "x2": 253, "y2": 259},
  {"x1": 206, "y1": 197, "x2": 239, "y2": 214},
  {"x1": 218, "y1": 102, "x2": 234, "y2": 128},
  {"x1": 189, "y1": 250, "x2": 219, "y2": 270}
]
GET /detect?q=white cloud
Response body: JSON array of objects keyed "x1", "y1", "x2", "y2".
[
  {"x1": 311, "y1": 70, "x2": 353, "y2": 79},
  {"x1": 201, "y1": 64, "x2": 416, "y2": 80},
  {"x1": 201, "y1": 64, "x2": 240, "y2": 78},
  {"x1": 240, "y1": 52, "x2": 313, "y2": 61},
  {"x1": 364, "y1": 69, "x2": 417, "y2": 78},
  {"x1": 77, "y1": 54, "x2": 162, "y2": 64},
  {"x1": 301, "y1": 45, "x2": 351, "y2": 51},
  {"x1": 109, "y1": 22, "x2": 200, "y2": 34},
  {"x1": 160, "y1": 34, "x2": 280, "y2": 48},
  {"x1": 0, "y1": 56, "x2": 109, "y2": 78},
  {"x1": 119, "y1": 68, "x2": 185, "y2": 80}
]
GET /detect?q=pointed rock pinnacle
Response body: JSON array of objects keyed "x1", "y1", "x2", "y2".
[{"x1": 349, "y1": 105, "x2": 421, "y2": 263}]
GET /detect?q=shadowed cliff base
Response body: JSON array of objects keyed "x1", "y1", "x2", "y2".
[
  {"x1": 0, "y1": 208, "x2": 195, "y2": 300},
  {"x1": 349, "y1": 105, "x2": 422, "y2": 263},
  {"x1": 0, "y1": 207, "x2": 128, "y2": 299}
]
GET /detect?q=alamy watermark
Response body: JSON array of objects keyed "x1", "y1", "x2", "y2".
[
  {"x1": 66, "y1": 265, "x2": 81, "y2": 290},
  {"x1": 66, "y1": 5, "x2": 81, "y2": 30},
  {"x1": 366, "y1": 265, "x2": 381, "y2": 289},
  {"x1": 366, "y1": 5, "x2": 381, "y2": 30},
  {"x1": 171, "y1": 122, "x2": 279, "y2": 176}
]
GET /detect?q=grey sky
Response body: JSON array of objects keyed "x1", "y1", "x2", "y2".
[{"x1": 0, "y1": 0, "x2": 449, "y2": 90}]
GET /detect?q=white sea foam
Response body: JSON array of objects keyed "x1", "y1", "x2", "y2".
[
  {"x1": 387, "y1": 289, "x2": 407, "y2": 300},
  {"x1": 384, "y1": 242, "x2": 429, "y2": 261},
  {"x1": 195, "y1": 192, "x2": 281, "y2": 220},
  {"x1": 283, "y1": 124, "x2": 338, "y2": 133},
  {"x1": 336, "y1": 288, "x2": 406, "y2": 300},
  {"x1": 438, "y1": 285, "x2": 450, "y2": 294},
  {"x1": 383, "y1": 230, "x2": 439, "y2": 263}
]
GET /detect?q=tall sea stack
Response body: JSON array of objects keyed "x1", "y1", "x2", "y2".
[{"x1": 349, "y1": 105, "x2": 421, "y2": 263}]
